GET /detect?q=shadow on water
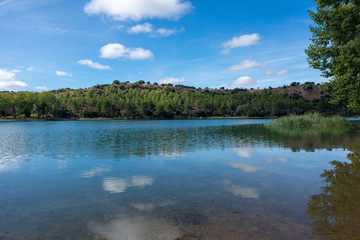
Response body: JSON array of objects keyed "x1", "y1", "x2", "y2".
[{"x1": 306, "y1": 146, "x2": 360, "y2": 240}]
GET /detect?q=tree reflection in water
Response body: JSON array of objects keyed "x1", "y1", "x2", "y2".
[{"x1": 306, "y1": 146, "x2": 360, "y2": 239}]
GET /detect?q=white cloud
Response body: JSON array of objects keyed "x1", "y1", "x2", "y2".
[
  {"x1": 129, "y1": 48, "x2": 154, "y2": 60},
  {"x1": 267, "y1": 57, "x2": 294, "y2": 64},
  {"x1": 276, "y1": 69, "x2": 288, "y2": 76},
  {"x1": 0, "y1": 68, "x2": 28, "y2": 90},
  {"x1": 115, "y1": 25, "x2": 125, "y2": 30},
  {"x1": 127, "y1": 22, "x2": 153, "y2": 34},
  {"x1": 294, "y1": 63, "x2": 308, "y2": 69},
  {"x1": 263, "y1": 69, "x2": 288, "y2": 76},
  {"x1": 159, "y1": 76, "x2": 185, "y2": 84},
  {"x1": 12, "y1": 69, "x2": 21, "y2": 73},
  {"x1": 154, "y1": 28, "x2": 179, "y2": 37},
  {"x1": 222, "y1": 33, "x2": 260, "y2": 53},
  {"x1": 100, "y1": 43, "x2": 127, "y2": 59},
  {"x1": 35, "y1": 86, "x2": 48, "y2": 91},
  {"x1": 100, "y1": 43, "x2": 154, "y2": 60},
  {"x1": 84, "y1": 0, "x2": 193, "y2": 21},
  {"x1": 55, "y1": 70, "x2": 72, "y2": 76},
  {"x1": 263, "y1": 70, "x2": 273, "y2": 76},
  {"x1": 228, "y1": 60, "x2": 262, "y2": 71},
  {"x1": 221, "y1": 49, "x2": 231, "y2": 55},
  {"x1": 229, "y1": 76, "x2": 256, "y2": 87},
  {"x1": 127, "y1": 23, "x2": 182, "y2": 37},
  {"x1": 27, "y1": 66, "x2": 34, "y2": 71},
  {"x1": 77, "y1": 59, "x2": 111, "y2": 70}
]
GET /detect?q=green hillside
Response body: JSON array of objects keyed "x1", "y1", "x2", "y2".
[{"x1": 0, "y1": 81, "x2": 353, "y2": 119}]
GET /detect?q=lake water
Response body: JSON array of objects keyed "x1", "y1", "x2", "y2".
[{"x1": 0, "y1": 119, "x2": 359, "y2": 239}]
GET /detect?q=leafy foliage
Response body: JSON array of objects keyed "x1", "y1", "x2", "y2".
[{"x1": 306, "y1": 0, "x2": 360, "y2": 111}]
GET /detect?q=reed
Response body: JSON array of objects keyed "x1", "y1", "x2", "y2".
[{"x1": 267, "y1": 113, "x2": 350, "y2": 128}]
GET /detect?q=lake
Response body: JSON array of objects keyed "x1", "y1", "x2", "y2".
[{"x1": 0, "y1": 119, "x2": 359, "y2": 239}]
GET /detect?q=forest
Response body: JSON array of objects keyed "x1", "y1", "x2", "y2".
[{"x1": 0, "y1": 81, "x2": 353, "y2": 119}]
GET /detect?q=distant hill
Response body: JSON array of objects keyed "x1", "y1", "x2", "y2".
[{"x1": 0, "y1": 81, "x2": 350, "y2": 119}]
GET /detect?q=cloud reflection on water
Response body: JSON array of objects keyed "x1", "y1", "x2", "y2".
[
  {"x1": 103, "y1": 175, "x2": 155, "y2": 194},
  {"x1": 132, "y1": 203, "x2": 155, "y2": 211},
  {"x1": 228, "y1": 162, "x2": 264, "y2": 173},
  {"x1": 277, "y1": 157, "x2": 288, "y2": 163},
  {"x1": 80, "y1": 167, "x2": 111, "y2": 178},
  {"x1": 159, "y1": 151, "x2": 186, "y2": 159},
  {"x1": 0, "y1": 155, "x2": 22, "y2": 173},
  {"x1": 224, "y1": 180, "x2": 260, "y2": 199},
  {"x1": 131, "y1": 175, "x2": 155, "y2": 187},
  {"x1": 132, "y1": 200, "x2": 176, "y2": 212},
  {"x1": 264, "y1": 157, "x2": 288, "y2": 163},
  {"x1": 89, "y1": 215, "x2": 180, "y2": 240},
  {"x1": 232, "y1": 147, "x2": 256, "y2": 158}
]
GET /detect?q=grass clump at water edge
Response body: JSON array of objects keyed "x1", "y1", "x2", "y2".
[{"x1": 267, "y1": 113, "x2": 350, "y2": 128}]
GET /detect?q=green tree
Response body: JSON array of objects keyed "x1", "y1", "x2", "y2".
[
  {"x1": 0, "y1": 93, "x2": 10, "y2": 117},
  {"x1": 101, "y1": 99, "x2": 112, "y2": 117},
  {"x1": 305, "y1": 0, "x2": 360, "y2": 111}
]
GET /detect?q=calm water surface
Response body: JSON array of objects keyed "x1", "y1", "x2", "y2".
[{"x1": 0, "y1": 119, "x2": 359, "y2": 239}]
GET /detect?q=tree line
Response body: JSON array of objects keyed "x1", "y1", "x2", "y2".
[{"x1": 0, "y1": 81, "x2": 351, "y2": 119}]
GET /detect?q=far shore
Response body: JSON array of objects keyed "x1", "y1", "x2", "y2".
[
  {"x1": 0, "y1": 115, "x2": 358, "y2": 123},
  {"x1": 0, "y1": 116, "x2": 274, "y2": 122}
]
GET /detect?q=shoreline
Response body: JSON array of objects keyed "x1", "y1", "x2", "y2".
[
  {"x1": 0, "y1": 115, "x2": 358, "y2": 123},
  {"x1": 0, "y1": 116, "x2": 275, "y2": 122}
]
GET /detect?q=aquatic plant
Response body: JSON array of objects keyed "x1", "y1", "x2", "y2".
[{"x1": 267, "y1": 112, "x2": 350, "y2": 128}]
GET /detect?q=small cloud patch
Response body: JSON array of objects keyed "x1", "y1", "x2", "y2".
[
  {"x1": 100, "y1": 43, "x2": 153, "y2": 60},
  {"x1": 229, "y1": 76, "x2": 256, "y2": 87},
  {"x1": 127, "y1": 22, "x2": 153, "y2": 34},
  {"x1": 222, "y1": 33, "x2": 260, "y2": 54},
  {"x1": 35, "y1": 86, "x2": 48, "y2": 91},
  {"x1": 78, "y1": 59, "x2": 111, "y2": 70},
  {"x1": 55, "y1": 71, "x2": 72, "y2": 76},
  {"x1": 0, "y1": 68, "x2": 28, "y2": 90},
  {"x1": 159, "y1": 76, "x2": 186, "y2": 84},
  {"x1": 84, "y1": 0, "x2": 193, "y2": 21},
  {"x1": 263, "y1": 69, "x2": 288, "y2": 76},
  {"x1": 127, "y1": 22, "x2": 182, "y2": 37},
  {"x1": 228, "y1": 60, "x2": 262, "y2": 71}
]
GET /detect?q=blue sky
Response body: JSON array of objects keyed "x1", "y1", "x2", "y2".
[{"x1": 0, "y1": 0, "x2": 324, "y2": 91}]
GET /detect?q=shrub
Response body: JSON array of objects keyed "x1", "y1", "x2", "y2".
[{"x1": 267, "y1": 112, "x2": 350, "y2": 128}]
